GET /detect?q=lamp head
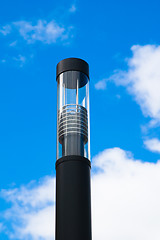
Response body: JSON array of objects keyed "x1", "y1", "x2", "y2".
[{"x1": 56, "y1": 58, "x2": 90, "y2": 160}]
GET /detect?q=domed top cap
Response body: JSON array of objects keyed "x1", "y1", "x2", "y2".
[{"x1": 56, "y1": 58, "x2": 89, "y2": 79}]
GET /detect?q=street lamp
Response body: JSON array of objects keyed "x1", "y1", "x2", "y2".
[{"x1": 56, "y1": 58, "x2": 92, "y2": 240}]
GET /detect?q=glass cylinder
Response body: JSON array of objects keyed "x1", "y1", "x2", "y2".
[{"x1": 57, "y1": 70, "x2": 90, "y2": 160}]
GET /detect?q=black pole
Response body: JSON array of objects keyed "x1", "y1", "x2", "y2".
[{"x1": 55, "y1": 58, "x2": 92, "y2": 240}]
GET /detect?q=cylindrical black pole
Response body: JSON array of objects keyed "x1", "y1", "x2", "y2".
[
  {"x1": 55, "y1": 58, "x2": 92, "y2": 240},
  {"x1": 56, "y1": 156, "x2": 91, "y2": 240}
]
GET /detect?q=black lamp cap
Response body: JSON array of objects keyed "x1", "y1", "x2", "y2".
[{"x1": 56, "y1": 58, "x2": 89, "y2": 80}]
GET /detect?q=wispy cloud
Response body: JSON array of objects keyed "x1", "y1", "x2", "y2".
[
  {"x1": 1, "y1": 148, "x2": 160, "y2": 239},
  {"x1": 1, "y1": 54, "x2": 32, "y2": 68},
  {"x1": 0, "y1": 25, "x2": 11, "y2": 35},
  {"x1": 9, "y1": 40, "x2": 17, "y2": 47},
  {"x1": 0, "y1": 19, "x2": 73, "y2": 45},
  {"x1": 69, "y1": 4, "x2": 76, "y2": 13},
  {"x1": 0, "y1": 17, "x2": 73, "y2": 67},
  {"x1": 144, "y1": 138, "x2": 160, "y2": 153},
  {"x1": 13, "y1": 20, "x2": 66, "y2": 44},
  {"x1": 1, "y1": 59, "x2": 6, "y2": 63},
  {"x1": 95, "y1": 78, "x2": 108, "y2": 90},
  {"x1": 0, "y1": 223, "x2": 4, "y2": 232},
  {"x1": 13, "y1": 54, "x2": 26, "y2": 67}
]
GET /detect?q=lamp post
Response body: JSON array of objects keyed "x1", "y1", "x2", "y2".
[{"x1": 56, "y1": 58, "x2": 92, "y2": 240}]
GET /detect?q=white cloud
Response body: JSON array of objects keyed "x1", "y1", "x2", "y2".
[
  {"x1": 0, "y1": 19, "x2": 72, "y2": 45},
  {"x1": 113, "y1": 45, "x2": 160, "y2": 121},
  {"x1": 1, "y1": 176, "x2": 55, "y2": 240},
  {"x1": 0, "y1": 25, "x2": 11, "y2": 35},
  {"x1": 92, "y1": 147, "x2": 160, "y2": 240},
  {"x1": 144, "y1": 138, "x2": 160, "y2": 153},
  {"x1": 95, "y1": 78, "x2": 107, "y2": 90},
  {"x1": 96, "y1": 45, "x2": 160, "y2": 125},
  {"x1": 1, "y1": 148, "x2": 160, "y2": 240},
  {"x1": 13, "y1": 20, "x2": 66, "y2": 44}
]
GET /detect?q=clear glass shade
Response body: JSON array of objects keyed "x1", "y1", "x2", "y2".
[{"x1": 57, "y1": 71, "x2": 90, "y2": 160}]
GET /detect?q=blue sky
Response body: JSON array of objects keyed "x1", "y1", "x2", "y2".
[{"x1": 1, "y1": 0, "x2": 160, "y2": 239}]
